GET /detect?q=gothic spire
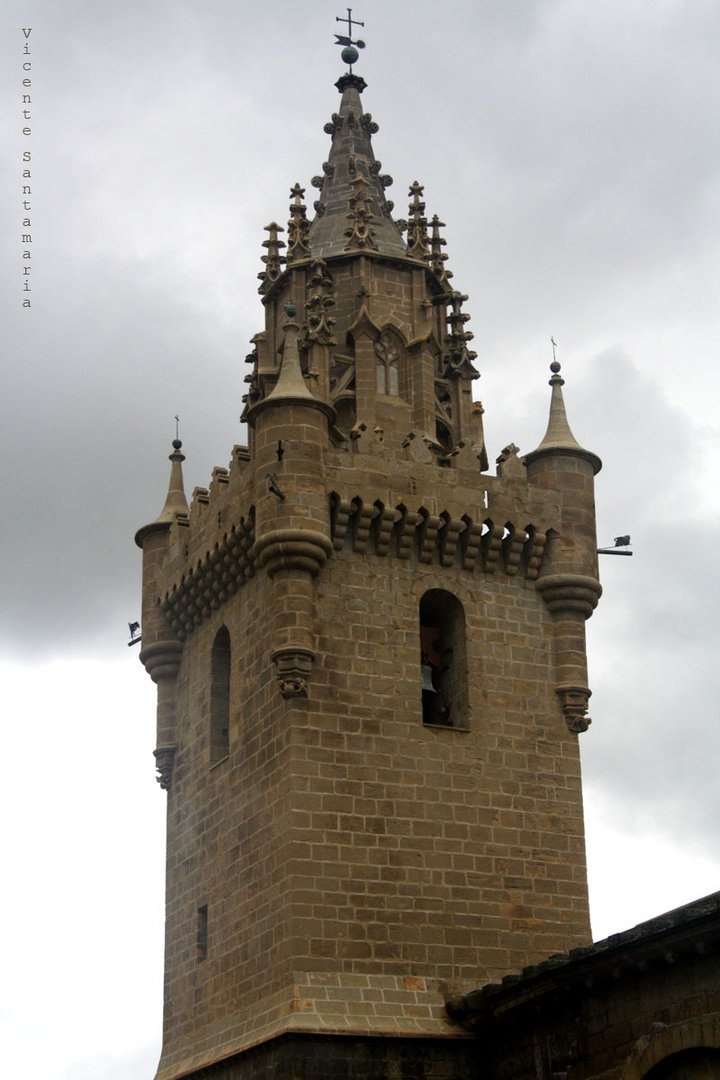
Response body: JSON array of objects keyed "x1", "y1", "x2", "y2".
[{"x1": 307, "y1": 75, "x2": 405, "y2": 260}]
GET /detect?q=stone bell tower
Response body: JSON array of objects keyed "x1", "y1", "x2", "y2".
[{"x1": 135, "y1": 33, "x2": 602, "y2": 1080}]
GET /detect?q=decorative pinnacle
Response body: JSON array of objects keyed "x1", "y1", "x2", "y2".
[
  {"x1": 258, "y1": 222, "x2": 286, "y2": 293},
  {"x1": 430, "y1": 215, "x2": 452, "y2": 282},
  {"x1": 406, "y1": 181, "x2": 430, "y2": 262},
  {"x1": 286, "y1": 184, "x2": 311, "y2": 264},
  {"x1": 335, "y1": 8, "x2": 365, "y2": 71}
]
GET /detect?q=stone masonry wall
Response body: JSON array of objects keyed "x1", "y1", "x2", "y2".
[{"x1": 155, "y1": 482, "x2": 591, "y2": 1078}]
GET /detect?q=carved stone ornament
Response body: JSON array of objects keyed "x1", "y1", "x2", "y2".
[
  {"x1": 305, "y1": 260, "x2": 337, "y2": 345},
  {"x1": 344, "y1": 172, "x2": 378, "y2": 251},
  {"x1": 406, "y1": 181, "x2": 430, "y2": 261},
  {"x1": 154, "y1": 746, "x2": 176, "y2": 790},
  {"x1": 272, "y1": 648, "x2": 315, "y2": 699},
  {"x1": 430, "y1": 214, "x2": 452, "y2": 282},
  {"x1": 286, "y1": 183, "x2": 311, "y2": 263},
  {"x1": 444, "y1": 292, "x2": 479, "y2": 379},
  {"x1": 258, "y1": 222, "x2": 286, "y2": 292},
  {"x1": 324, "y1": 112, "x2": 343, "y2": 135},
  {"x1": 360, "y1": 112, "x2": 379, "y2": 135},
  {"x1": 556, "y1": 685, "x2": 592, "y2": 734}
]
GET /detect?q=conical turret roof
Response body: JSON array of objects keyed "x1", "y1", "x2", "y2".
[
  {"x1": 135, "y1": 439, "x2": 190, "y2": 547},
  {"x1": 307, "y1": 74, "x2": 407, "y2": 260},
  {"x1": 526, "y1": 363, "x2": 601, "y2": 474}
]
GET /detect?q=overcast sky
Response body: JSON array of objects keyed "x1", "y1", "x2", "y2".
[{"x1": 1, "y1": 2, "x2": 719, "y2": 1078}]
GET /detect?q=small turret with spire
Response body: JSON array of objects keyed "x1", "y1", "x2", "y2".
[
  {"x1": 526, "y1": 351, "x2": 603, "y2": 733},
  {"x1": 135, "y1": 428, "x2": 190, "y2": 791}
]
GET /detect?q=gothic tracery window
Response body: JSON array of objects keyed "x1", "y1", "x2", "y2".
[{"x1": 375, "y1": 329, "x2": 402, "y2": 396}]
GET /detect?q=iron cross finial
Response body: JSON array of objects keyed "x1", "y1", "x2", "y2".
[
  {"x1": 334, "y1": 9, "x2": 366, "y2": 72},
  {"x1": 336, "y1": 8, "x2": 364, "y2": 39},
  {"x1": 174, "y1": 414, "x2": 180, "y2": 439},
  {"x1": 551, "y1": 337, "x2": 558, "y2": 363}
]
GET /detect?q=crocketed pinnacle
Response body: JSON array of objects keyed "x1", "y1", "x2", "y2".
[
  {"x1": 527, "y1": 362, "x2": 602, "y2": 474},
  {"x1": 135, "y1": 439, "x2": 190, "y2": 546},
  {"x1": 308, "y1": 74, "x2": 406, "y2": 260}
]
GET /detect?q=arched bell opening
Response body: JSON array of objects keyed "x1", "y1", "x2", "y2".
[{"x1": 419, "y1": 589, "x2": 469, "y2": 729}]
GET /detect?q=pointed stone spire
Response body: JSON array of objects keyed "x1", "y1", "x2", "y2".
[
  {"x1": 527, "y1": 361, "x2": 602, "y2": 473},
  {"x1": 265, "y1": 305, "x2": 317, "y2": 404},
  {"x1": 135, "y1": 438, "x2": 190, "y2": 546},
  {"x1": 307, "y1": 75, "x2": 405, "y2": 259}
]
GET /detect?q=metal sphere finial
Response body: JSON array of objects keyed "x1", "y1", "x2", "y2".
[
  {"x1": 334, "y1": 9, "x2": 365, "y2": 72},
  {"x1": 550, "y1": 360, "x2": 561, "y2": 374}
]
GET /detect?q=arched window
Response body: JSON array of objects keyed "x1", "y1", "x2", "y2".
[
  {"x1": 419, "y1": 589, "x2": 469, "y2": 728},
  {"x1": 210, "y1": 626, "x2": 231, "y2": 764},
  {"x1": 375, "y1": 329, "x2": 402, "y2": 396}
]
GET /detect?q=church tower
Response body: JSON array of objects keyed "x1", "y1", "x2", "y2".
[{"x1": 136, "y1": 28, "x2": 602, "y2": 1080}]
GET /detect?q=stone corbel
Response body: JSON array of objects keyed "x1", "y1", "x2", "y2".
[
  {"x1": 253, "y1": 529, "x2": 333, "y2": 578},
  {"x1": 536, "y1": 573, "x2": 602, "y2": 736},
  {"x1": 535, "y1": 574, "x2": 602, "y2": 618},
  {"x1": 556, "y1": 685, "x2": 592, "y2": 734},
  {"x1": 153, "y1": 746, "x2": 176, "y2": 790},
  {"x1": 272, "y1": 647, "x2": 315, "y2": 699}
]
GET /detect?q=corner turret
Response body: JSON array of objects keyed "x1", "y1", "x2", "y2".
[
  {"x1": 527, "y1": 362, "x2": 602, "y2": 732},
  {"x1": 135, "y1": 438, "x2": 189, "y2": 790}
]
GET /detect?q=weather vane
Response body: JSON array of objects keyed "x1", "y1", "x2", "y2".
[
  {"x1": 335, "y1": 8, "x2": 365, "y2": 71},
  {"x1": 174, "y1": 414, "x2": 180, "y2": 440},
  {"x1": 551, "y1": 336, "x2": 558, "y2": 364}
]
